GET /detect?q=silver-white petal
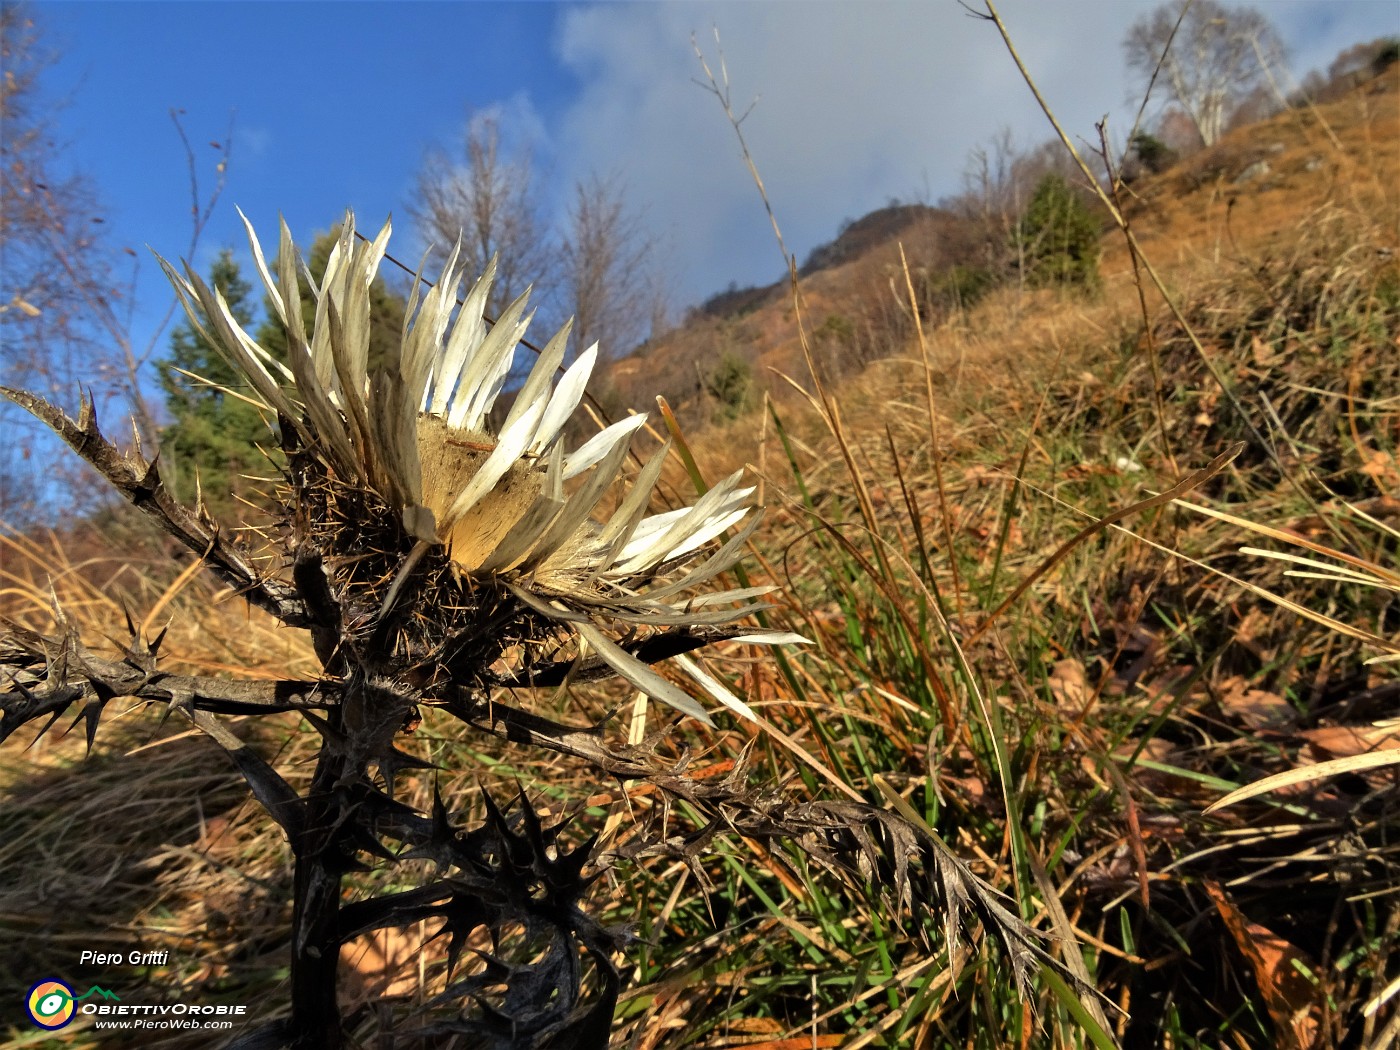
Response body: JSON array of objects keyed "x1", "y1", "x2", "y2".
[
  {"x1": 674, "y1": 653, "x2": 756, "y2": 722},
  {"x1": 529, "y1": 343, "x2": 597, "y2": 457},
  {"x1": 577, "y1": 623, "x2": 714, "y2": 725},
  {"x1": 564, "y1": 414, "x2": 648, "y2": 481}
]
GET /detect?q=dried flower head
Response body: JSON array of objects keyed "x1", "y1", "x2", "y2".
[{"x1": 156, "y1": 211, "x2": 792, "y2": 723}]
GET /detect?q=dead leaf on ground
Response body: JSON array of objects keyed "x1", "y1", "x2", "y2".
[
  {"x1": 1206, "y1": 880, "x2": 1322, "y2": 1050},
  {"x1": 942, "y1": 773, "x2": 989, "y2": 808},
  {"x1": 1048, "y1": 658, "x2": 1090, "y2": 708},
  {"x1": 1218, "y1": 676, "x2": 1296, "y2": 731},
  {"x1": 1358, "y1": 449, "x2": 1400, "y2": 488},
  {"x1": 1134, "y1": 664, "x2": 1201, "y2": 717},
  {"x1": 1108, "y1": 737, "x2": 1186, "y2": 795},
  {"x1": 341, "y1": 923, "x2": 441, "y2": 1005},
  {"x1": 1232, "y1": 606, "x2": 1275, "y2": 651},
  {"x1": 1300, "y1": 722, "x2": 1400, "y2": 760},
  {"x1": 1250, "y1": 334, "x2": 1278, "y2": 366},
  {"x1": 1111, "y1": 737, "x2": 1178, "y2": 766}
]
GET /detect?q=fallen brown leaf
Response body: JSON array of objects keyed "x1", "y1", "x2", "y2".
[
  {"x1": 1300, "y1": 722, "x2": 1400, "y2": 760},
  {"x1": 1048, "y1": 658, "x2": 1090, "y2": 708},
  {"x1": 1251, "y1": 334, "x2": 1278, "y2": 366},
  {"x1": 1206, "y1": 881, "x2": 1321, "y2": 1050},
  {"x1": 1218, "y1": 676, "x2": 1295, "y2": 731}
]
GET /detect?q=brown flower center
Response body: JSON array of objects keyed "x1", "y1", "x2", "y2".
[{"x1": 415, "y1": 415, "x2": 543, "y2": 571}]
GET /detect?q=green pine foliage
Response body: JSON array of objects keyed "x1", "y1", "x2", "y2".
[
  {"x1": 1130, "y1": 130, "x2": 1176, "y2": 175},
  {"x1": 1016, "y1": 173, "x2": 1102, "y2": 291},
  {"x1": 158, "y1": 249, "x2": 275, "y2": 514},
  {"x1": 705, "y1": 349, "x2": 752, "y2": 422},
  {"x1": 255, "y1": 229, "x2": 407, "y2": 375}
]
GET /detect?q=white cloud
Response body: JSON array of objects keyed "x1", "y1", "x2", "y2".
[
  {"x1": 469, "y1": 91, "x2": 553, "y2": 159},
  {"x1": 1278, "y1": 2, "x2": 1398, "y2": 83},
  {"x1": 546, "y1": 1, "x2": 1395, "y2": 308}
]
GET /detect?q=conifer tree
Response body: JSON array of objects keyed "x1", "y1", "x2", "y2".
[
  {"x1": 158, "y1": 249, "x2": 273, "y2": 514},
  {"x1": 1016, "y1": 174, "x2": 1101, "y2": 291},
  {"x1": 255, "y1": 229, "x2": 406, "y2": 373}
]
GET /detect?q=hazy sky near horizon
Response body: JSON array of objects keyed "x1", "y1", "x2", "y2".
[{"x1": 33, "y1": 0, "x2": 1400, "y2": 349}]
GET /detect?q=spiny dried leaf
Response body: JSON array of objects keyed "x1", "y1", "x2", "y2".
[
  {"x1": 185, "y1": 709, "x2": 306, "y2": 845},
  {"x1": 0, "y1": 386, "x2": 308, "y2": 627}
]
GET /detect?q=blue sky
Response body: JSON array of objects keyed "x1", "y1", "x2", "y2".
[{"x1": 30, "y1": 0, "x2": 1400, "y2": 355}]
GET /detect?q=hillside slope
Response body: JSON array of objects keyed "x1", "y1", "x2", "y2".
[{"x1": 601, "y1": 64, "x2": 1398, "y2": 438}]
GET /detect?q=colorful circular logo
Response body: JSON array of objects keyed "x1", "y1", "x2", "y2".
[{"x1": 26, "y1": 979, "x2": 75, "y2": 1030}]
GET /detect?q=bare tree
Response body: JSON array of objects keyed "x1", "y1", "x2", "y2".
[
  {"x1": 955, "y1": 127, "x2": 1022, "y2": 273},
  {"x1": 410, "y1": 117, "x2": 669, "y2": 362},
  {"x1": 560, "y1": 173, "x2": 666, "y2": 358},
  {"x1": 0, "y1": 3, "x2": 136, "y2": 520},
  {"x1": 1124, "y1": 0, "x2": 1286, "y2": 148},
  {"x1": 408, "y1": 114, "x2": 554, "y2": 319},
  {"x1": 0, "y1": 3, "x2": 231, "y2": 524}
]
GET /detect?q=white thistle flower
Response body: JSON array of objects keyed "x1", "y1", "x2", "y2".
[{"x1": 156, "y1": 210, "x2": 793, "y2": 724}]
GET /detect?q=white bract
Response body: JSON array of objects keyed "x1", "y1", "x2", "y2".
[{"x1": 156, "y1": 211, "x2": 793, "y2": 724}]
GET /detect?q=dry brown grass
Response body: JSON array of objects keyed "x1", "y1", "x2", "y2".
[{"x1": 620, "y1": 59, "x2": 1400, "y2": 1048}]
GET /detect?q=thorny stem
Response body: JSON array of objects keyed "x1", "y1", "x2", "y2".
[{"x1": 289, "y1": 737, "x2": 347, "y2": 1050}]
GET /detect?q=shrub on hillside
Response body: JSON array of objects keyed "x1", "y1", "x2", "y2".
[
  {"x1": 705, "y1": 349, "x2": 753, "y2": 421},
  {"x1": 922, "y1": 263, "x2": 1001, "y2": 314},
  {"x1": 1129, "y1": 130, "x2": 1177, "y2": 176},
  {"x1": 1015, "y1": 173, "x2": 1102, "y2": 292}
]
